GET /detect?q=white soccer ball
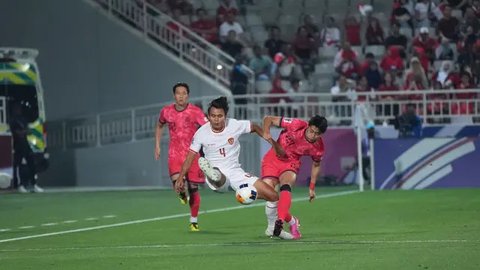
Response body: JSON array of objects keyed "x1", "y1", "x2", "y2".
[
  {"x1": 235, "y1": 184, "x2": 257, "y2": 205},
  {"x1": 0, "y1": 173, "x2": 12, "y2": 189}
]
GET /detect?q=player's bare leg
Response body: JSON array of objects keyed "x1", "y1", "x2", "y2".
[
  {"x1": 171, "y1": 174, "x2": 188, "y2": 205},
  {"x1": 253, "y1": 179, "x2": 278, "y2": 201}
]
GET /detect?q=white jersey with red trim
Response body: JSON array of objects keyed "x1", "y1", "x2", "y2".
[{"x1": 190, "y1": 118, "x2": 251, "y2": 172}]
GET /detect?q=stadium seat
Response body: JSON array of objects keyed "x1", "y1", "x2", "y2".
[
  {"x1": 255, "y1": 79, "x2": 273, "y2": 94},
  {"x1": 298, "y1": 79, "x2": 311, "y2": 92},
  {"x1": 192, "y1": 0, "x2": 203, "y2": 10},
  {"x1": 236, "y1": 15, "x2": 247, "y2": 27},
  {"x1": 451, "y1": 9, "x2": 463, "y2": 20},
  {"x1": 433, "y1": 60, "x2": 442, "y2": 71},
  {"x1": 259, "y1": 8, "x2": 280, "y2": 26},
  {"x1": 201, "y1": 0, "x2": 219, "y2": 10},
  {"x1": 254, "y1": 0, "x2": 279, "y2": 9},
  {"x1": 250, "y1": 27, "x2": 269, "y2": 45},
  {"x1": 278, "y1": 14, "x2": 297, "y2": 26},
  {"x1": 178, "y1": 15, "x2": 191, "y2": 26},
  {"x1": 315, "y1": 63, "x2": 334, "y2": 75},
  {"x1": 246, "y1": 14, "x2": 263, "y2": 27},
  {"x1": 281, "y1": 0, "x2": 301, "y2": 10},
  {"x1": 318, "y1": 46, "x2": 338, "y2": 59},
  {"x1": 399, "y1": 27, "x2": 413, "y2": 40},
  {"x1": 304, "y1": 0, "x2": 323, "y2": 9},
  {"x1": 366, "y1": 45, "x2": 385, "y2": 58},
  {"x1": 317, "y1": 77, "x2": 333, "y2": 91}
]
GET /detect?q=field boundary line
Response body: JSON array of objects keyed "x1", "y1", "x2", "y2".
[
  {"x1": 1, "y1": 239, "x2": 478, "y2": 252},
  {"x1": 0, "y1": 190, "x2": 357, "y2": 244}
]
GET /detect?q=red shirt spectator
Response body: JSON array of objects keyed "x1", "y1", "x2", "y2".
[
  {"x1": 345, "y1": 16, "x2": 361, "y2": 46},
  {"x1": 167, "y1": 8, "x2": 183, "y2": 33},
  {"x1": 333, "y1": 43, "x2": 359, "y2": 78},
  {"x1": 269, "y1": 76, "x2": 292, "y2": 103},
  {"x1": 365, "y1": 17, "x2": 385, "y2": 45},
  {"x1": 378, "y1": 72, "x2": 400, "y2": 100},
  {"x1": 412, "y1": 27, "x2": 438, "y2": 59},
  {"x1": 190, "y1": 8, "x2": 218, "y2": 43},
  {"x1": 380, "y1": 46, "x2": 404, "y2": 73},
  {"x1": 293, "y1": 26, "x2": 316, "y2": 60},
  {"x1": 217, "y1": 0, "x2": 238, "y2": 24},
  {"x1": 413, "y1": 46, "x2": 430, "y2": 73},
  {"x1": 452, "y1": 72, "x2": 477, "y2": 114},
  {"x1": 359, "y1": 53, "x2": 376, "y2": 75}
]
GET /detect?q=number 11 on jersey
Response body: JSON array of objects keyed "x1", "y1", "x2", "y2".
[{"x1": 219, "y1": 148, "x2": 226, "y2": 157}]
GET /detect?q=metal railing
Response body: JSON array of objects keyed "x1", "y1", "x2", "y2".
[
  {"x1": 46, "y1": 90, "x2": 480, "y2": 150},
  {"x1": 89, "y1": 0, "x2": 255, "y2": 92},
  {"x1": 0, "y1": 97, "x2": 6, "y2": 125}
]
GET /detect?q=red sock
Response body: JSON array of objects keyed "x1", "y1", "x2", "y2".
[
  {"x1": 278, "y1": 190, "x2": 292, "y2": 221},
  {"x1": 189, "y1": 191, "x2": 201, "y2": 218}
]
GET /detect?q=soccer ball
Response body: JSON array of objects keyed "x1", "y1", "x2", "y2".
[
  {"x1": 235, "y1": 184, "x2": 257, "y2": 205},
  {"x1": 0, "y1": 173, "x2": 12, "y2": 189}
]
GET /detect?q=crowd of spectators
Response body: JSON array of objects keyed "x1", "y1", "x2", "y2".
[
  {"x1": 329, "y1": 0, "x2": 480, "y2": 120},
  {"x1": 137, "y1": 0, "x2": 478, "y2": 119}
]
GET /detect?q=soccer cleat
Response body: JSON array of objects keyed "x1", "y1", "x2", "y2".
[
  {"x1": 33, "y1": 184, "x2": 44, "y2": 193},
  {"x1": 273, "y1": 219, "x2": 283, "y2": 237},
  {"x1": 189, "y1": 222, "x2": 200, "y2": 232},
  {"x1": 289, "y1": 216, "x2": 302, "y2": 239},
  {"x1": 198, "y1": 157, "x2": 221, "y2": 182},
  {"x1": 265, "y1": 226, "x2": 294, "y2": 240},
  {"x1": 178, "y1": 192, "x2": 188, "y2": 205},
  {"x1": 18, "y1": 185, "x2": 28, "y2": 194}
]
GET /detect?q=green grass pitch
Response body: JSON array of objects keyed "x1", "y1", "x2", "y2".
[{"x1": 1, "y1": 187, "x2": 479, "y2": 269}]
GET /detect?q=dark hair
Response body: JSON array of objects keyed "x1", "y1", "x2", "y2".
[
  {"x1": 270, "y1": 26, "x2": 280, "y2": 32},
  {"x1": 309, "y1": 115, "x2": 328, "y2": 134},
  {"x1": 208, "y1": 96, "x2": 229, "y2": 115},
  {"x1": 173, "y1": 82, "x2": 190, "y2": 94},
  {"x1": 196, "y1": 8, "x2": 206, "y2": 15},
  {"x1": 365, "y1": 52, "x2": 374, "y2": 59},
  {"x1": 290, "y1": 78, "x2": 300, "y2": 85}
]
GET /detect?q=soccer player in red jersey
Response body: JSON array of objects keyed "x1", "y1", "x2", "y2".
[
  {"x1": 262, "y1": 115, "x2": 328, "y2": 239},
  {"x1": 154, "y1": 83, "x2": 207, "y2": 232}
]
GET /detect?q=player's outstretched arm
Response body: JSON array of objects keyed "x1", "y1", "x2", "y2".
[
  {"x1": 154, "y1": 122, "x2": 165, "y2": 160},
  {"x1": 250, "y1": 123, "x2": 264, "y2": 138},
  {"x1": 309, "y1": 161, "x2": 321, "y2": 202},
  {"x1": 175, "y1": 150, "x2": 196, "y2": 192},
  {"x1": 262, "y1": 115, "x2": 282, "y2": 140}
]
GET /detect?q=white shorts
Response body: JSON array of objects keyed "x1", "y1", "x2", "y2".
[{"x1": 205, "y1": 167, "x2": 258, "y2": 193}]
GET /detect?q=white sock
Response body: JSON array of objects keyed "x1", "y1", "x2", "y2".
[
  {"x1": 265, "y1": 201, "x2": 278, "y2": 227},
  {"x1": 288, "y1": 217, "x2": 296, "y2": 226},
  {"x1": 190, "y1": 216, "x2": 198, "y2": 223}
]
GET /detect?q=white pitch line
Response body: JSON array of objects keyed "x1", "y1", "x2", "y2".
[
  {"x1": 18, "y1": 226, "x2": 34, "y2": 230},
  {"x1": 62, "y1": 220, "x2": 77, "y2": 224},
  {"x1": 41, "y1": 223, "x2": 58, "y2": 227},
  {"x1": 0, "y1": 239, "x2": 477, "y2": 252},
  {"x1": 102, "y1": 215, "x2": 116, "y2": 219},
  {"x1": 0, "y1": 190, "x2": 357, "y2": 244},
  {"x1": 0, "y1": 229, "x2": 11, "y2": 233},
  {"x1": 85, "y1": 217, "x2": 98, "y2": 221}
]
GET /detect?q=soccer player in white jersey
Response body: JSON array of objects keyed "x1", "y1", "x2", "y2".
[{"x1": 175, "y1": 97, "x2": 293, "y2": 239}]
